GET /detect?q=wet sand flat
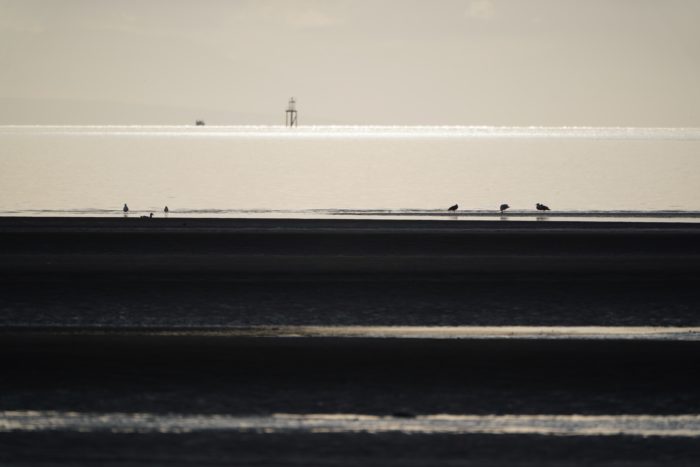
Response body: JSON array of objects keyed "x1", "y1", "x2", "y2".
[
  {"x1": 2, "y1": 217, "x2": 700, "y2": 465},
  {"x1": 1, "y1": 217, "x2": 700, "y2": 281},
  {"x1": 2, "y1": 332, "x2": 699, "y2": 415},
  {"x1": 3, "y1": 281, "x2": 699, "y2": 327},
  {"x1": 3, "y1": 431, "x2": 700, "y2": 466},
  {"x1": 2, "y1": 332, "x2": 700, "y2": 465}
]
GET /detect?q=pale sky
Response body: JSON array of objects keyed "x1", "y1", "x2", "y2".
[{"x1": 1, "y1": 0, "x2": 699, "y2": 125}]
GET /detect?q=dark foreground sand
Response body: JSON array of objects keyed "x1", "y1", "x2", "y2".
[
  {"x1": 6, "y1": 431, "x2": 700, "y2": 466},
  {"x1": 2, "y1": 333, "x2": 700, "y2": 465},
  {"x1": 3, "y1": 332, "x2": 700, "y2": 415},
  {"x1": 2, "y1": 217, "x2": 700, "y2": 465},
  {"x1": 2, "y1": 216, "x2": 700, "y2": 281}
]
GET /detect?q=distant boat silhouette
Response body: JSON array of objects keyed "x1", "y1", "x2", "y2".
[
  {"x1": 448, "y1": 204, "x2": 458, "y2": 212},
  {"x1": 536, "y1": 203, "x2": 550, "y2": 211},
  {"x1": 123, "y1": 203, "x2": 129, "y2": 213},
  {"x1": 164, "y1": 206, "x2": 169, "y2": 213},
  {"x1": 500, "y1": 203, "x2": 510, "y2": 213}
]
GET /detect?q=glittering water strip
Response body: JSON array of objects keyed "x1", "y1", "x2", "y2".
[{"x1": 2, "y1": 125, "x2": 700, "y2": 140}]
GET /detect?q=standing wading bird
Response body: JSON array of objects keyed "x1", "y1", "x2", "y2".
[
  {"x1": 448, "y1": 204, "x2": 458, "y2": 212},
  {"x1": 500, "y1": 203, "x2": 510, "y2": 214},
  {"x1": 536, "y1": 203, "x2": 550, "y2": 212}
]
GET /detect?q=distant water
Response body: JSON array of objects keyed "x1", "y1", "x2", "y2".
[
  {"x1": 1, "y1": 125, "x2": 699, "y2": 221},
  {"x1": 3, "y1": 125, "x2": 700, "y2": 139}
]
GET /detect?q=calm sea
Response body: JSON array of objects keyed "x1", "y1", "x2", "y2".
[{"x1": 1, "y1": 125, "x2": 699, "y2": 222}]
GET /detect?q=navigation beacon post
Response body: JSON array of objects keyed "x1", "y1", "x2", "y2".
[{"x1": 286, "y1": 97, "x2": 298, "y2": 127}]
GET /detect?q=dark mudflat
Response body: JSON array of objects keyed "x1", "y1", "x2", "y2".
[
  {"x1": 3, "y1": 432, "x2": 700, "y2": 467},
  {"x1": 2, "y1": 217, "x2": 700, "y2": 281},
  {"x1": 2, "y1": 334, "x2": 700, "y2": 466},
  {"x1": 1, "y1": 281, "x2": 699, "y2": 327},
  {"x1": 2, "y1": 332, "x2": 700, "y2": 416},
  {"x1": 2, "y1": 217, "x2": 700, "y2": 465}
]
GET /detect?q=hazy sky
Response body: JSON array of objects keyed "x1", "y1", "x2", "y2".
[{"x1": 1, "y1": 0, "x2": 699, "y2": 125}]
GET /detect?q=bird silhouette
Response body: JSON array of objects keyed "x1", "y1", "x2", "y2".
[
  {"x1": 500, "y1": 203, "x2": 510, "y2": 213},
  {"x1": 123, "y1": 203, "x2": 129, "y2": 213},
  {"x1": 448, "y1": 204, "x2": 458, "y2": 212},
  {"x1": 536, "y1": 203, "x2": 550, "y2": 211},
  {"x1": 164, "y1": 206, "x2": 169, "y2": 213}
]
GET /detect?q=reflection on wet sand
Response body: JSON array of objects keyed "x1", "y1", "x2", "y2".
[
  {"x1": 80, "y1": 326, "x2": 700, "y2": 341},
  {"x1": 2, "y1": 411, "x2": 700, "y2": 437}
]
